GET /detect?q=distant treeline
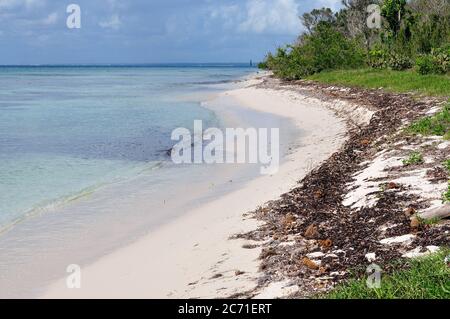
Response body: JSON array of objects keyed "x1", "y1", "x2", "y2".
[{"x1": 259, "y1": 0, "x2": 450, "y2": 79}]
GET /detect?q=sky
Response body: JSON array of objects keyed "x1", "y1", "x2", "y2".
[{"x1": 0, "y1": 0, "x2": 343, "y2": 65}]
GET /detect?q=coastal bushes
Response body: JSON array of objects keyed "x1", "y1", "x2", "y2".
[
  {"x1": 260, "y1": 0, "x2": 450, "y2": 79},
  {"x1": 388, "y1": 53, "x2": 413, "y2": 71},
  {"x1": 416, "y1": 47, "x2": 450, "y2": 75},
  {"x1": 367, "y1": 47, "x2": 388, "y2": 69},
  {"x1": 263, "y1": 23, "x2": 365, "y2": 80}
]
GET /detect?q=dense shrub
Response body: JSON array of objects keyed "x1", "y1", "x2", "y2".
[
  {"x1": 388, "y1": 53, "x2": 413, "y2": 70},
  {"x1": 257, "y1": 61, "x2": 268, "y2": 69},
  {"x1": 367, "y1": 49, "x2": 413, "y2": 71},
  {"x1": 416, "y1": 54, "x2": 436, "y2": 74},
  {"x1": 416, "y1": 47, "x2": 450, "y2": 74},
  {"x1": 368, "y1": 48, "x2": 389, "y2": 69},
  {"x1": 260, "y1": 0, "x2": 450, "y2": 79},
  {"x1": 261, "y1": 23, "x2": 365, "y2": 80},
  {"x1": 431, "y1": 47, "x2": 450, "y2": 74}
]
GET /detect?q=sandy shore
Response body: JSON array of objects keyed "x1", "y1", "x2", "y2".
[{"x1": 41, "y1": 75, "x2": 347, "y2": 299}]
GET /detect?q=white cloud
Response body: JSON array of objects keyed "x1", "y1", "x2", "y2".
[
  {"x1": 239, "y1": 0, "x2": 303, "y2": 35},
  {"x1": 99, "y1": 14, "x2": 122, "y2": 30},
  {"x1": 207, "y1": 0, "x2": 303, "y2": 35}
]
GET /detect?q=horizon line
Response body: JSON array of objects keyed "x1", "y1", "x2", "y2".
[{"x1": 0, "y1": 62, "x2": 259, "y2": 67}]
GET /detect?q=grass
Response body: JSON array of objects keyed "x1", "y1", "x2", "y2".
[
  {"x1": 325, "y1": 249, "x2": 450, "y2": 299},
  {"x1": 307, "y1": 68, "x2": 450, "y2": 97},
  {"x1": 402, "y1": 151, "x2": 424, "y2": 166},
  {"x1": 444, "y1": 159, "x2": 450, "y2": 172},
  {"x1": 406, "y1": 104, "x2": 450, "y2": 138},
  {"x1": 443, "y1": 185, "x2": 450, "y2": 202},
  {"x1": 445, "y1": 131, "x2": 450, "y2": 140},
  {"x1": 416, "y1": 215, "x2": 442, "y2": 226}
]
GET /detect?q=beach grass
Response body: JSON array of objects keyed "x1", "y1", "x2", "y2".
[
  {"x1": 325, "y1": 249, "x2": 450, "y2": 299},
  {"x1": 307, "y1": 69, "x2": 450, "y2": 97},
  {"x1": 406, "y1": 103, "x2": 450, "y2": 139},
  {"x1": 444, "y1": 159, "x2": 450, "y2": 172},
  {"x1": 402, "y1": 151, "x2": 424, "y2": 166},
  {"x1": 443, "y1": 185, "x2": 450, "y2": 202}
]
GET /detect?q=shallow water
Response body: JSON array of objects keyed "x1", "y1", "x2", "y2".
[
  {"x1": 0, "y1": 65, "x2": 254, "y2": 230},
  {"x1": 0, "y1": 66, "x2": 302, "y2": 298}
]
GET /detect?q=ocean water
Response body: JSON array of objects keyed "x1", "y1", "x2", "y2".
[{"x1": 0, "y1": 65, "x2": 255, "y2": 231}]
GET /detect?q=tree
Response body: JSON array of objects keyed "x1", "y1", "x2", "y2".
[
  {"x1": 409, "y1": 0, "x2": 450, "y2": 53},
  {"x1": 381, "y1": 0, "x2": 408, "y2": 36},
  {"x1": 300, "y1": 8, "x2": 336, "y2": 34},
  {"x1": 409, "y1": 0, "x2": 450, "y2": 18}
]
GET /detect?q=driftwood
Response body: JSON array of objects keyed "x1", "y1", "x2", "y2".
[{"x1": 418, "y1": 204, "x2": 450, "y2": 221}]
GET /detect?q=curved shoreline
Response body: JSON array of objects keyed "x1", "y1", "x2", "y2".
[{"x1": 40, "y1": 74, "x2": 349, "y2": 299}]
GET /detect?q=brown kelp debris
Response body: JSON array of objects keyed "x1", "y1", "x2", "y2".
[{"x1": 235, "y1": 77, "x2": 449, "y2": 298}]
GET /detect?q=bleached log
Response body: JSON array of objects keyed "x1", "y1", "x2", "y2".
[{"x1": 418, "y1": 204, "x2": 450, "y2": 221}]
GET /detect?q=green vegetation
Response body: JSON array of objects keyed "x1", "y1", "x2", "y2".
[
  {"x1": 307, "y1": 69, "x2": 450, "y2": 96},
  {"x1": 443, "y1": 184, "x2": 450, "y2": 202},
  {"x1": 263, "y1": 24, "x2": 365, "y2": 79},
  {"x1": 406, "y1": 104, "x2": 450, "y2": 137},
  {"x1": 402, "y1": 151, "x2": 424, "y2": 166},
  {"x1": 444, "y1": 159, "x2": 450, "y2": 172},
  {"x1": 416, "y1": 47, "x2": 450, "y2": 75},
  {"x1": 416, "y1": 214, "x2": 442, "y2": 226},
  {"x1": 326, "y1": 249, "x2": 450, "y2": 299},
  {"x1": 260, "y1": 0, "x2": 450, "y2": 81},
  {"x1": 445, "y1": 131, "x2": 450, "y2": 140}
]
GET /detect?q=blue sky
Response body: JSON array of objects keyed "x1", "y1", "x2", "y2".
[{"x1": 0, "y1": 0, "x2": 342, "y2": 65}]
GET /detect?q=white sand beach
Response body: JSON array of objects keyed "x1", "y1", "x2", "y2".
[{"x1": 41, "y1": 75, "x2": 348, "y2": 299}]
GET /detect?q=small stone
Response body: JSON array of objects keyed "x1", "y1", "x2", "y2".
[
  {"x1": 402, "y1": 246, "x2": 438, "y2": 259},
  {"x1": 365, "y1": 253, "x2": 376, "y2": 262},
  {"x1": 426, "y1": 246, "x2": 440, "y2": 253},
  {"x1": 307, "y1": 252, "x2": 325, "y2": 259},
  {"x1": 380, "y1": 234, "x2": 415, "y2": 245}
]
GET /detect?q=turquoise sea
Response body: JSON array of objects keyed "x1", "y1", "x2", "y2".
[{"x1": 0, "y1": 65, "x2": 255, "y2": 232}]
